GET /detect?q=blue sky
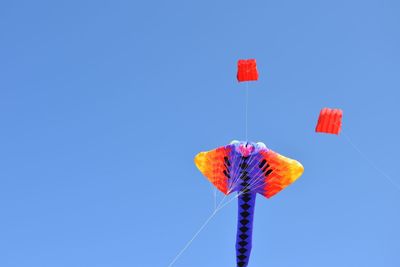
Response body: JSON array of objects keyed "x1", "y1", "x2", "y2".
[{"x1": 1, "y1": 0, "x2": 400, "y2": 266}]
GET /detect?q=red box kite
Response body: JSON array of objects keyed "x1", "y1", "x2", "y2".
[
  {"x1": 315, "y1": 108, "x2": 343, "y2": 135},
  {"x1": 237, "y1": 59, "x2": 259, "y2": 82}
]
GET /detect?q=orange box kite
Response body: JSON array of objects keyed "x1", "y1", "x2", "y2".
[
  {"x1": 315, "y1": 108, "x2": 343, "y2": 135},
  {"x1": 237, "y1": 59, "x2": 259, "y2": 82}
]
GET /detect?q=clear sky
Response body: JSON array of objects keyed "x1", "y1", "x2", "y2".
[{"x1": 1, "y1": 1, "x2": 400, "y2": 266}]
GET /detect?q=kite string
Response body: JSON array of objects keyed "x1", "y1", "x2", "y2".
[
  {"x1": 167, "y1": 190, "x2": 238, "y2": 267},
  {"x1": 245, "y1": 83, "x2": 249, "y2": 141},
  {"x1": 330, "y1": 119, "x2": 400, "y2": 192},
  {"x1": 167, "y1": 210, "x2": 218, "y2": 267},
  {"x1": 219, "y1": 176, "x2": 272, "y2": 216},
  {"x1": 340, "y1": 129, "x2": 400, "y2": 191}
]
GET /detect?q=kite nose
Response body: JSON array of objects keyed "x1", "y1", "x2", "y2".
[{"x1": 239, "y1": 143, "x2": 254, "y2": 157}]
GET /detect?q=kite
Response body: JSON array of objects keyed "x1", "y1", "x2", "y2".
[
  {"x1": 237, "y1": 59, "x2": 259, "y2": 82},
  {"x1": 315, "y1": 108, "x2": 343, "y2": 135},
  {"x1": 195, "y1": 140, "x2": 304, "y2": 267}
]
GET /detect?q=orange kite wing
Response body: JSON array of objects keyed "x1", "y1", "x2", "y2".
[
  {"x1": 315, "y1": 108, "x2": 343, "y2": 135},
  {"x1": 194, "y1": 145, "x2": 232, "y2": 195},
  {"x1": 259, "y1": 149, "x2": 304, "y2": 198}
]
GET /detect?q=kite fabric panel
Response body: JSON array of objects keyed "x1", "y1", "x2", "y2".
[
  {"x1": 315, "y1": 108, "x2": 343, "y2": 135},
  {"x1": 195, "y1": 140, "x2": 304, "y2": 267},
  {"x1": 237, "y1": 59, "x2": 259, "y2": 82}
]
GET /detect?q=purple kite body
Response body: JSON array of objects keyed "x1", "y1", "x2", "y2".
[{"x1": 236, "y1": 192, "x2": 256, "y2": 266}]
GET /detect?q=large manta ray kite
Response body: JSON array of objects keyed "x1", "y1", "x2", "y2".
[{"x1": 195, "y1": 140, "x2": 304, "y2": 267}]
